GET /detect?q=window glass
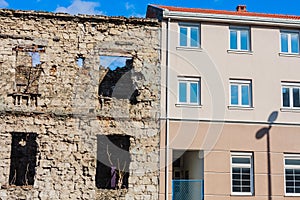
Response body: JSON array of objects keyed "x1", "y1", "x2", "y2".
[
  {"x1": 286, "y1": 159, "x2": 300, "y2": 166},
  {"x1": 190, "y1": 82, "x2": 199, "y2": 103},
  {"x1": 231, "y1": 85, "x2": 238, "y2": 105},
  {"x1": 230, "y1": 30, "x2": 238, "y2": 50},
  {"x1": 293, "y1": 88, "x2": 300, "y2": 107},
  {"x1": 240, "y1": 30, "x2": 249, "y2": 50},
  {"x1": 241, "y1": 85, "x2": 250, "y2": 106},
  {"x1": 232, "y1": 157, "x2": 250, "y2": 164},
  {"x1": 282, "y1": 87, "x2": 290, "y2": 107},
  {"x1": 180, "y1": 27, "x2": 188, "y2": 47},
  {"x1": 291, "y1": 33, "x2": 299, "y2": 53},
  {"x1": 190, "y1": 27, "x2": 199, "y2": 47},
  {"x1": 179, "y1": 82, "x2": 187, "y2": 103},
  {"x1": 281, "y1": 33, "x2": 289, "y2": 53}
]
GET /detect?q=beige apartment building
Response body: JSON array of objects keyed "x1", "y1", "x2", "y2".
[{"x1": 147, "y1": 4, "x2": 300, "y2": 200}]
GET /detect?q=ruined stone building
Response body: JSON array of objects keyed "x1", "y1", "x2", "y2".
[{"x1": 0, "y1": 9, "x2": 160, "y2": 199}]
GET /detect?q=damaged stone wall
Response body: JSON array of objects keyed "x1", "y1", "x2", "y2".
[{"x1": 0, "y1": 9, "x2": 160, "y2": 200}]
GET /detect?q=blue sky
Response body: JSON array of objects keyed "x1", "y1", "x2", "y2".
[{"x1": 0, "y1": 0, "x2": 300, "y2": 17}]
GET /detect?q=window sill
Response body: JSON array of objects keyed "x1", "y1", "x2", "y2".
[
  {"x1": 280, "y1": 108, "x2": 300, "y2": 113},
  {"x1": 228, "y1": 106, "x2": 254, "y2": 110},
  {"x1": 279, "y1": 53, "x2": 300, "y2": 58},
  {"x1": 285, "y1": 194, "x2": 300, "y2": 197},
  {"x1": 227, "y1": 50, "x2": 253, "y2": 55},
  {"x1": 231, "y1": 193, "x2": 253, "y2": 196},
  {"x1": 175, "y1": 104, "x2": 202, "y2": 108},
  {"x1": 176, "y1": 46, "x2": 203, "y2": 52}
]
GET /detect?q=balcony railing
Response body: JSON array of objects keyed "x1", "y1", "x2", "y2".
[{"x1": 172, "y1": 179, "x2": 204, "y2": 200}]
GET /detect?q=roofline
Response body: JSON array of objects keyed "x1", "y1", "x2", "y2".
[
  {"x1": 164, "y1": 11, "x2": 300, "y2": 27},
  {"x1": 149, "y1": 5, "x2": 300, "y2": 27},
  {"x1": 0, "y1": 8, "x2": 159, "y2": 25}
]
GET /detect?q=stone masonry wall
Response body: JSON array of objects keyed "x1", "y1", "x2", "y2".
[{"x1": 0, "y1": 9, "x2": 160, "y2": 200}]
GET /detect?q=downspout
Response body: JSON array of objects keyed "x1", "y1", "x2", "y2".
[{"x1": 165, "y1": 17, "x2": 171, "y2": 200}]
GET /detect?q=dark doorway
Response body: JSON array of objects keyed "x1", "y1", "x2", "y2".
[
  {"x1": 9, "y1": 132, "x2": 38, "y2": 186},
  {"x1": 96, "y1": 134, "x2": 131, "y2": 189}
]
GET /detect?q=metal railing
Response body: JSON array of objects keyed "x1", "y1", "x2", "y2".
[{"x1": 172, "y1": 179, "x2": 204, "y2": 200}]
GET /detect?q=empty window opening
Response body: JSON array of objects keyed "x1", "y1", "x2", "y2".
[
  {"x1": 96, "y1": 135, "x2": 131, "y2": 189},
  {"x1": 9, "y1": 132, "x2": 38, "y2": 186},
  {"x1": 13, "y1": 45, "x2": 44, "y2": 94},
  {"x1": 13, "y1": 45, "x2": 45, "y2": 68},
  {"x1": 76, "y1": 56, "x2": 84, "y2": 68},
  {"x1": 28, "y1": 52, "x2": 41, "y2": 67},
  {"x1": 99, "y1": 56, "x2": 139, "y2": 103}
]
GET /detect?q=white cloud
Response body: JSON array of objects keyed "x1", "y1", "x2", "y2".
[
  {"x1": 0, "y1": 0, "x2": 8, "y2": 8},
  {"x1": 124, "y1": 2, "x2": 144, "y2": 18},
  {"x1": 55, "y1": 0, "x2": 103, "y2": 15},
  {"x1": 125, "y1": 2, "x2": 134, "y2": 11}
]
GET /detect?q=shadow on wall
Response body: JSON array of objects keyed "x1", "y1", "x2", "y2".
[{"x1": 256, "y1": 111, "x2": 278, "y2": 200}]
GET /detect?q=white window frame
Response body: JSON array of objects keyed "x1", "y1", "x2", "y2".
[
  {"x1": 178, "y1": 23, "x2": 200, "y2": 48},
  {"x1": 284, "y1": 154, "x2": 300, "y2": 196},
  {"x1": 177, "y1": 76, "x2": 201, "y2": 105},
  {"x1": 229, "y1": 27, "x2": 251, "y2": 51},
  {"x1": 229, "y1": 79, "x2": 252, "y2": 107},
  {"x1": 231, "y1": 152, "x2": 254, "y2": 196},
  {"x1": 280, "y1": 30, "x2": 300, "y2": 54},
  {"x1": 281, "y1": 82, "x2": 300, "y2": 109}
]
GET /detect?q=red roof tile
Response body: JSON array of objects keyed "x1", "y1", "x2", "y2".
[{"x1": 154, "y1": 5, "x2": 300, "y2": 20}]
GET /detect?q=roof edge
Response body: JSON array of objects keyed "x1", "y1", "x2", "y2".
[
  {"x1": 0, "y1": 8, "x2": 159, "y2": 25},
  {"x1": 165, "y1": 11, "x2": 300, "y2": 27}
]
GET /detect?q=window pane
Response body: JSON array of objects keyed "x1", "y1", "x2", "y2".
[
  {"x1": 241, "y1": 85, "x2": 250, "y2": 106},
  {"x1": 282, "y1": 87, "x2": 290, "y2": 107},
  {"x1": 190, "y1": 82, "x2": 199, "y2": 103},
  {"x1": 291, "y1": 33, "x2": 299, "y2": 53},
  {"x1": 231, "y1": 85, "x2": 239, "y2": 105},
  {"x1": 293, "y1": 88, "x2": 300, "y2": 107},
  {"x1": 281, "y1": 33, "x2": 289, "y2": 53},
  {"x1": 180, "y1": 27, "x2": 188, "y2": 47},
  {"x1": 230, "y1": 30, "x2": 238, "y2": 50},
  {"x1": 233, "y1": 180, "x2": 241, "y2": 186},
  {"x1": 242, "y1": 168, "x2": 251, "y2": 173},
  {"x1": 242, "y1": 187, "x2": 251, "y2": 192},
  {"x1": 242, "y1": 174, "x2": 250, "y2": 180},
  {"x1": 190, "y1": 27, "x2": 199, "y2": 47},
  {"x1": 286, "y1": 159, "x2": 300, "y2": 165},
  {"x1": 240, "y1": 30, "x2": 249, "y2": 50},
  {"x1": 233, "y1": 186, "x2": 241, "y2": 192},
  {"x1": 233, "y1": 167, "x2": 241, "y2": 173},
  {"x1": 242, "y1": 181, "x2": 251, "y2": 186},
  {"x1": 286, "y1": 169, "x2": 294, "y2": 175},
  {"x1": 232, "y1": 157, "x2": 251, "y2": 164},
  {"x1": 179, "y1": 82, "x2": 187, "y2": 103},
  {"x1": 286, "y1": 187, "x2": 294, "y2": 193}
]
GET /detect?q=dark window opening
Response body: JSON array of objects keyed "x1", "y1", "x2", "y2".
[
  {"x1": 9, "y1": 132, "x2": 38, "y2": 186},
  {"x1": 98, "y1": 56, "x2": 139, "y2": 103},
  {"x1": 96, "y1": 135, "x2": 131, "y2": 189}
]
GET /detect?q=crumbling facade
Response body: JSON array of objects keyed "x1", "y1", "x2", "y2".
[{"x1": 0, "y1": 9, "x2": 160, "y2": 199}]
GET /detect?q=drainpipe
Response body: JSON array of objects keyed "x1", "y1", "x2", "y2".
[{"x1": 165, "y1": 17, "x2": 171, "y2": 200}]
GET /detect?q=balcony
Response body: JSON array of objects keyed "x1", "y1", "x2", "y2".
[
  {"x1": 172, "y1": 179, "x2": 204, "y2": 200},
  {"x1": 172, "y1": 150, "x2": 204, "y2": 200}
]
